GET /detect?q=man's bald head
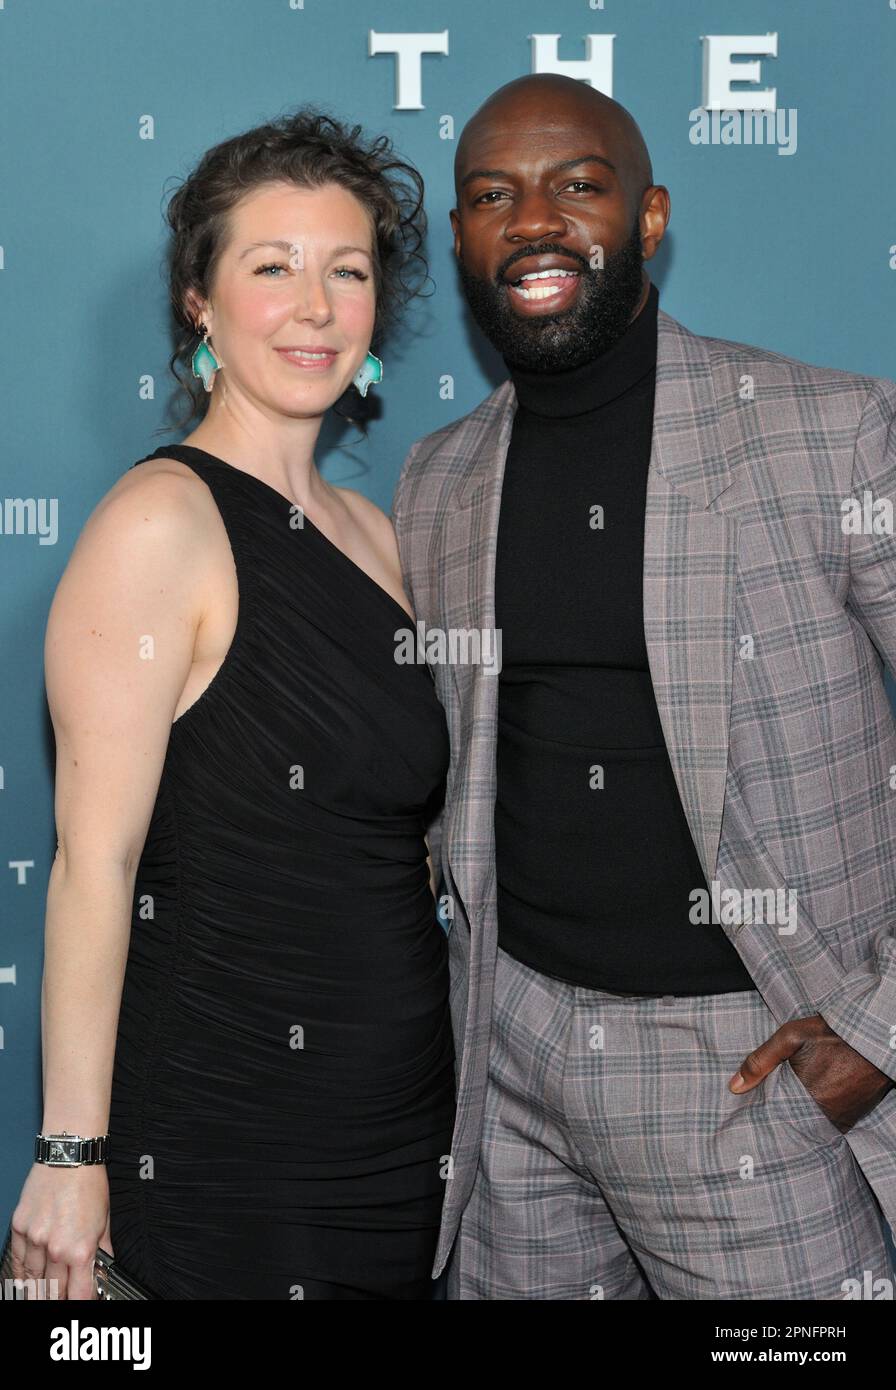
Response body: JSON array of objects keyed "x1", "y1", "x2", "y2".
[
  {"x1": 449, "y1": 74, "x2": 669, "y2": 370},
  {"x1": 455, "y1": 74, "x2": 653, "y2": 210}
]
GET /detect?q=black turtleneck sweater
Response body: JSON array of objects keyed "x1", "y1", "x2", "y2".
[{"x1": 493, "y1": 281, "x2": 756, "y2": 994}]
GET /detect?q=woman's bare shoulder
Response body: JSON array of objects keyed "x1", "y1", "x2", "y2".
[
  {"x1": 98, "y1": 454, "x2": 215, "y2": 515},
  {"x1": 53, "y1": 457, "x2": 223, "y2": 628}
]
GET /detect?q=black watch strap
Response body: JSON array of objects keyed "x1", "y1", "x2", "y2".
[{"x1": 34, "y1": 1133, "x2": 109, "y2": 1165}]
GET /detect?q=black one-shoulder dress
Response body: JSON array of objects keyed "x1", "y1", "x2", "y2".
[{"x1": 107, "y1": 445, "x2": 455, "y2": 1299}]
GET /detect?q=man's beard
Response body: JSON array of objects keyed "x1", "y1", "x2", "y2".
[{"x1": 457, "y1": 218, "x2": 645, "y2": 372}]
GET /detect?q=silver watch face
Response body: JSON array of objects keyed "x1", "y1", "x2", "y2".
[{"x1": 47, "y1": 1138, "x2": 80, "y2": 1164}]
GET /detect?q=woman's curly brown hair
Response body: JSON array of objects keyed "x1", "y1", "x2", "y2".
[{"x1": 155, "y1": 105, "x2": 430, "y2": 437}]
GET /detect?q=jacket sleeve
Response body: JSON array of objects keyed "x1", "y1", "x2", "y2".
[
  {"x1": 391, "y1": 444, "x2": 447, "y2": 918},
  {"x1": 816, "y1": 377, "x2": 896, "y2": 1081}
]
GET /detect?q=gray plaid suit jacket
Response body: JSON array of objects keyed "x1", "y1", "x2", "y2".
[{"x1": 391, "y1": 301, "x2": 896, "y2": 1280}]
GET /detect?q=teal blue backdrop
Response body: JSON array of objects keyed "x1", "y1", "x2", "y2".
[{"x1": 1, "y1": 0, "x2": 894, "y2": 1262}]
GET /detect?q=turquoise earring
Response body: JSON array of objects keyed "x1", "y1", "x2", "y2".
[
  {"x1": 353, "y1": 350, "x2": 383, "y2": 397},
  {"x1": 191, "y1": 324, "x2": 223, "y2": 393}
]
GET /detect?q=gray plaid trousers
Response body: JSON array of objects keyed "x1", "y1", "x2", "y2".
[{"x1": 446, "y1": 945, "x2": 894, "y2": 1300}]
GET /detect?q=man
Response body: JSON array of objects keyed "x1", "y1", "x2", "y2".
[{"x1": 391, "y1": 73, "x2": 896, "y2": 1299}]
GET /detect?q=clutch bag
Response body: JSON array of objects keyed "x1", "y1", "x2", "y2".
[{"x1": 1, "y1": 1220, "x2": 156, "y2": 1300}]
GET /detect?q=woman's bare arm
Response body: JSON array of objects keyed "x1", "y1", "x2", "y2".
[{"x1": 13, "y1": 465, "x2": 210, "y2": 1297}]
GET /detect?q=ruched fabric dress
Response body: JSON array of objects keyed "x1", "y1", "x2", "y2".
[{"x1": 107, "y1": 445, "x2": 455, "y2": 1300}]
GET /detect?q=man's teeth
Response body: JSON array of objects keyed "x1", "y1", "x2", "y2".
[
  {"x1": 519, "y1": 269, "x2": 578, "y2": 280},
  {"x1": 510, "y1": 268, "x2": 579, "y2": 300}
]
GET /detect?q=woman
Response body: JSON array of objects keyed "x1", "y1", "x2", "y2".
[{"x1": 10, "y1": 109, "x2": 455, "y2": 1299}]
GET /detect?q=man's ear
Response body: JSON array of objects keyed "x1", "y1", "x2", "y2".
[{"x1": 449, "y1": 208, "x2": 461, "y2": 253}]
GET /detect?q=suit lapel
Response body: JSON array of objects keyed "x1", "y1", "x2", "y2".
[
  {"x1": 438, "y1": 383, "x2": 514, "y2": 916},
  {"x1": 641, "y1": 314, "x2": 739, "y2": 889},
  {"x1": 441, "y1": 309, "x2": 740, "y2": 918}
]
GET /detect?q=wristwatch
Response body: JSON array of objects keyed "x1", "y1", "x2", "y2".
[{"x1": 34, "y1": 1132, "x2": 109, "y2": 1166}]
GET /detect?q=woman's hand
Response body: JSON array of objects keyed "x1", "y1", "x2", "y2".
[{"x1": 10, "y1": 1161, "x2": 111, "y2": 1299}]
